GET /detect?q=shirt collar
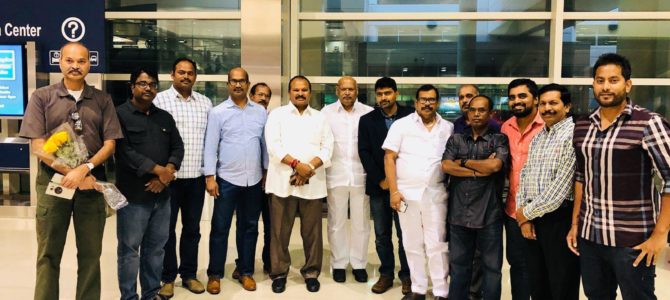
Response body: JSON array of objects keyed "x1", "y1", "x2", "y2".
[
  {"x1": 336, "y1": 99, "x2": 360, "y2": 113},
  {"x1": 505, "y1": 111, "x2": 544, "y2": 133},
  {"x1": 127, "y1": 99, "x2": 158, "y2": 114},
  {"x1": 222, "y1": 97, "x2": 256, "y2": 109},
  {"x1": 544, "y1": 116, "x2": 572, "y2": 133},
  {"x1": 589, "y1": 100, "x2": 633, "y2": 126},
  {"x1": 288, "y1": 101, "x2": 313, "y2": 116},
  {"x1": 56, "y1": 79, "x2": 94, "y2": 101},
  {"x1": 169, "y1": 85, "x2": 194, "y2": 102},
  {"x1": 464, "y1": 124, "x2": 492, "y2": 141},
  {"x1": 410, "y1": 111, "x2": 443, "y2": 126}
]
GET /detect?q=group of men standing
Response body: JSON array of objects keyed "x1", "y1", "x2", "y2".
[{"x1": 19, "y1": 41, "x2": 670, "y2": 300}]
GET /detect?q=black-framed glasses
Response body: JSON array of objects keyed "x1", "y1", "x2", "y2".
[
  {"x1": 134, "y1": 81, "x2": 158, "y2": 90},
  {"x1": 70, "y1": 111, "x2": 83, "y2": 133},
  {"x1": 417, "y1": 97, "x2": 438, "y2": 104}
]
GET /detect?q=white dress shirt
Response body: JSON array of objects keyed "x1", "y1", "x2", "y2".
[
  {"x1": 321, "y1": 100, "x2": 373, "y2": 189},
  {"x1": 382, "y1": 112, "x2": 454, "y2": 202},
  {"x1": 154, "y1": 85, "x2": 212, "y2": 178},
  {"x1": 265, "y1": 102, "x2": 334, "y2": 199}
]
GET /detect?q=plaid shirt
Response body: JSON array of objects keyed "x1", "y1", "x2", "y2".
[
  {"x1": 574, "y1": 102, "x2": 670, "y2": 247},
  {"x1": 517, "y1": 117, "x2": 575, "y2": 220},
  {"x1": 154, "y1": 86, "x2": 212, "y2": 179}
]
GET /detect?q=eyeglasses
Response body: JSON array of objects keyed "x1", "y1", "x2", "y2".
[
  {"x1": 467, "y1": 107, "x2": 490, "y2": 114},
  {"x1": 228, "y1": 79, "x2": 248, "y2": 86},
  {"x1": 70, "y1": 111, "x2": 83, "y2": 133},
  {"x1": 417, "y1": 97, "x2": 438, "y2": 104},
  {"x1": 134, "y1": 81, "x2": 158, "y2": 89}
]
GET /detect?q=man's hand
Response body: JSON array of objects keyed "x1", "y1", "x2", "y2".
[
  {"x1": 390, "y1": 191, "x2": 404, "y2": 212},
  {"x1": 78, "y1": 175, "x2": 97, "y2": 190},
  {"x1": 379, "y1": 178, "x2": 389, "y2": 190},
  {"x1": 61, "y1": 165, "x2": 89, "y2": 189},
  {"x1": 145, "y1": 178, "x2": 166, "y2": 193},
  {"x1": 205, "y1": 176, "x2": 219, "y2": 198},
  {"x1": 632, "y1": 232, "x2": 669, "y2": 267},
  {"x1": 295, "y1": 163, "x2": 314, "y2": 179},
  {"x1": 520, "y1": 222, "x2": 536, "y2": 240},
  {"x1": 566, "y1": 224, "x2": 580, "y2": 256},
  {"x1": 516, "y1": 207, "x2": 529, "y2": 225},
  {"x1": 154, "y1": 165, "x2": 176, "y2": 185}
]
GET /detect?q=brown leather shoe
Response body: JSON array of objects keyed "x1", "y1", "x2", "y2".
[
  {"x1": 401, "y1": 277, "x2": 412, "y2": 295},
  {"x1": 182, "y1": 278, "x2": 205, "y2": 294},
  {"x1": 238, "y1": 275, "x2": 257, "y2": 291},
  {"x1": 206, "y1": 277, "x2": 221, "y2": 294},
  {"x1": 158, "y1": 282, "x2": 174, "y2": 298},
  {"x1": 371, "y1": 275, "x2": 394, "y2": 294}
]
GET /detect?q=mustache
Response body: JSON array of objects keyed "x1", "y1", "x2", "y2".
[
  {"x1": 295, "y1": 96, "x2": 306, "y2": 100},
  {"x1": 421, "y1": 106, "x2": 433, "y2": 111},
  {"x1": 68, "y1": 68, "x2": 82, "y2": 74},
  {"x1": 541, "y1": 111, "x2": 556, "y2": 116}
]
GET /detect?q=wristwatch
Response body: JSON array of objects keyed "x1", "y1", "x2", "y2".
[
  {"x1": 460, "y1": 159, "x2": 468, "y2": 168},
  {"x1": 85, "y1": 162, "x2": 95, "y2": 172}
]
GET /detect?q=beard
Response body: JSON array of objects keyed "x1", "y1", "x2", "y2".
[
  {"x1": 512, "y1": 106, "x2": 533, "y2": 118},
  {"x1": 596, "y1": 92, "x2": 627, "y2": 108}
]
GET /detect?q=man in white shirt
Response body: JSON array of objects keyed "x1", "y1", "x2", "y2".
[
  {"x1": 321, "y1": 76, "x2": 374, "y2": 283},
  {"x1": 154, "y1": 58, "x2": 212, "y2": 297},
  {"x1": 265, "y1": 75, "x2": 334, "y2": 294},
  {"x1": 383, "y1": 84, "x2": 454, "y2": 300}
]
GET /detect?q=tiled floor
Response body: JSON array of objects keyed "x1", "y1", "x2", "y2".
[{"x1": 2, "y1": 215, "x2": 669, "y2": 300}]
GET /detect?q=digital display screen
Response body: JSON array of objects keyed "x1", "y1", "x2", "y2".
[{"x1": 0, "y1": 44, "x2": 27, "y2": 117}]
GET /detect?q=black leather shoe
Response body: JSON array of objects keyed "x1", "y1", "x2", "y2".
[
  {"x1": 352, "y1": 269, "x2": 368, "y2": 282},
  {"x1": 271, "y1": 278, "x2": 286, "y2": 293},
  {"x1": 401, "y1": 292, "x2": 426, "y2": 300},
  {"x1": 332, "y1": 269, "x2": 346, "y2": 282},
  {"x1": 305, "y1": 278, "x2": 320, "y2": 292}
]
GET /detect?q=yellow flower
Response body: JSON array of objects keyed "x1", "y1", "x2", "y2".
[{"x1": 42, "y1": 131, "x2": 70, "y2": 154}]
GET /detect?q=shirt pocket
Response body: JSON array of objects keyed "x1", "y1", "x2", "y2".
[{"x1": 125, "y1": 126, "x2": 147, "y2": 145}]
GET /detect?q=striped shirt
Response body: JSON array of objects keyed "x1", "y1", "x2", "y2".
[
  {"x1": 574, "y1": 102, "x2": 670, "y2": 247},
  {"x1": 516, "y1": 117, "x2": 575, "y2": 220},
  {"x1": 154, "y1": 85, "x2": 212, "y2": 179}
]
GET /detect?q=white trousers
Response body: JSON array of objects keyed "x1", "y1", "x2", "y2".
[
  {"x1": 326, "y1": 186, "x2": 371, "y2": 269},
  {"x1": 398, "y1": 196, "x2": 449, "y2": 297}
]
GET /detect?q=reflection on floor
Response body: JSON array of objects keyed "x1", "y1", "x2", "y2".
[{"x1": 1, "y1": 216, "x2": 669, "y2": 300}]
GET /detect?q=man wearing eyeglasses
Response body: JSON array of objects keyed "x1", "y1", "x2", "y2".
[
  {"x1": 383, "y1": 85, "x2": 453, "y2": 300},
  {"x1": 154, "y1": 58, "x2": 212, "y2": 297},
  {"x1": 203, "y1": 67, "x2": 267, "y2": 293},
  {"x1": 442, "y1": 95, "x2": 509, "y2": 300},
  {"x1": 115, "y1": 66, "x2": 184, "y2": 300},
  {"x1": 19, "y1": 42, "x2": 123, "y2": 300}
]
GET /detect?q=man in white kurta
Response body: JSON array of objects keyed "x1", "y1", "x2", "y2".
[
  {"x1": 383, "y1": 85, "x2": 453, "y2": 300},
  {"x1": 265, "y1": 75, "x2": 334, "y2": 294},
  {"x1": 321, "y1": 76, "x2": 374, "y2": 283}
]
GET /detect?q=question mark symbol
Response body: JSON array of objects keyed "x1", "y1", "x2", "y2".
[{"x1": 67, "y1": 21, "x2": 79, "y2": 38}]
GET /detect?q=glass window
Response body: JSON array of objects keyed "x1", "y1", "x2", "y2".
[
  {"x1": 106, "y1": 0, "x2": 240, "y2": 11},
  {"x1": 565, "y1": 1, "x2": 670, "y2": 12},
  {"x1": 300, "y1": 20, "x2": 550, "y2": 78},
  {"x1": 562, "y1": 20, "x2": 670, "y2": 78},
  {"x1": 301, "y1": 0, "x2": 549, "y2": 12},
  {"x1": 105, "y1": 80, "x2": 229, "y2": 106},
  {"x1": 108, "y1": 19, "x2": 240, "y2": 74},
  {"x1": 309, "y1": 83, "x2": 511, "y2": 120}
]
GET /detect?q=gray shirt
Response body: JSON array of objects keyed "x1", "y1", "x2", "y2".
[{"x1": 442, "y1": 127, "x2": 509, "y2": 228}]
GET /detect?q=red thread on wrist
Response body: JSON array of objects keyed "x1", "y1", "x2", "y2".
[{"x1": 290, "y1": 159, "x2": 300, "y2": 169}]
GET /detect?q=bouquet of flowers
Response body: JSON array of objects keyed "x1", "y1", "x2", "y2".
[{"x1": 35, "y1": 123, "x2": 128, "y2": 210}]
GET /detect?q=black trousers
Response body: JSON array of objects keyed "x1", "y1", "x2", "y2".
[{"x1": 525, "y1": 202, "x2": 580, "y2": 300}]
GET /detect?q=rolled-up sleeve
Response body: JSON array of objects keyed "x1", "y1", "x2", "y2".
[{"x1": 643, "y1": 115, "x2": 670, "y2": 193}]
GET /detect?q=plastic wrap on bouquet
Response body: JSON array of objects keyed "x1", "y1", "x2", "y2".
[
  {"x1": 95, "y1": 181, "x2": 128, "y2": 210},
  {"x1": 35, "y1": 123, "x2": 89, "y2": 169}
]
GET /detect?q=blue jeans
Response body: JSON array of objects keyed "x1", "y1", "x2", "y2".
[
  {"x1": 162, "y1": 177, "x2": 206, "y2": 282},
  {"x1": 207, "y1": 178, "x2": 263, "y2": 277},
  {"x1": 504, "y1": 215, "x2": 531, "y2": 300},
  {"x1": 449, "y1": 221, "x2": 503, "y2": 300},
  {"x1": 579, "y1": 238, "x2": 656, "y2": 300},
  {"x1": 369, "y1": 193, "x2": 410, "y2": 279},
  {"x1": 117, "y1": 197, "x2": 171, "y2": 300}
]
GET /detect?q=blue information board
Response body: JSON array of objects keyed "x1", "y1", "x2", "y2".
[{"x1": 0, "y1": 45, "x2": 26, "y2": 117}]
